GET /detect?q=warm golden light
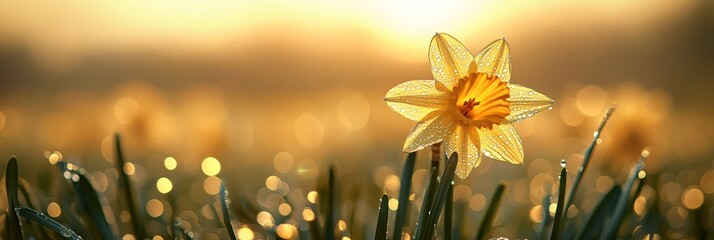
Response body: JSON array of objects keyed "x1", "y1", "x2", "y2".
[
  {"x1": 682, "y1": 186, "x2": 704, "y2": 210},
  {"x1": 146, "y1": 199, "x2": 164, "y2": 217},
  {"x1": 302, "y1": 208, "x2": 315, "y2": 221},
  {"x1": 114, "y1": 97, "x2": 140, "y2": 124},
  {"x1": 338, "y1": 220, "x2": 347, "y2": 231},
  {"x1": 469, "y1": 194, "x2": 486, "y2": 211},
  {"x1": 337, "y1": 92, "x2": 370, "y2": 130},
  {"x1": 576, "y1": 85, "x2": 607, "y2": 116},
  {"x1": 273, "y1": 152, "x2": 294, "y2": 173},
  {"x1": 278, "y1": 203, "x2": 292, "y2": 216},
  {"x1": 201, "y1": 157, "x2": 221, "y2": 176},
  {"x1": 48, "y1": 151, "x2": 62, "y2": 164},
  {"x1": 164, "y1": 157, "x2": 177, "y2": 170},
  {"x1": 47, "y1": 202, "x2": 61, "y2": 218},
  {"x1": 120, "y1": 211, "x2": 131, "y2": 222},
  {"x1": 529, "y1": 205, "x2": 544, "y2": 223},
  {"x1": 123, "y1": 162, "x2": 136, "y2": 175},
  {"x1": 266, "y1": 176, "x2": 281, "y2": 191},
  {"x1": 203, "y1": 176, "x2": 221, "y2": 195},
  {"x1": 122, "y1": 234, "x2": 136, "y2": 240},
  {"x1": 157, "y1": 177, "x2": 173, "y2": 194},
  {"x1": 237, "y1": 227, "x2": 254, "y2": 240},
  {"x1": 388, "y1": 198, "x2": 399, "y2": 211},
  {"x1": 307, "y1": 191, "x2": 318, "y2": 204},
  {"x1": 257, "y1": 211, "x2": 275, "y2": 227},
  {"x1": 294, "y1": 113, "x2": 324, "y2": 148},
  {"x1": 276, "y1": 224, "x2": 297, "y2": 239}
]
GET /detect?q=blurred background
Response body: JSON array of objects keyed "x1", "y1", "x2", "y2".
[{"x1": 0, "y1": 0, "x2": 712, "y2": 239}]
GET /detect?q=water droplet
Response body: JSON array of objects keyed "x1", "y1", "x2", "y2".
[{"x1": 560, "y1": 159, "x2": 566, "y2": 168}]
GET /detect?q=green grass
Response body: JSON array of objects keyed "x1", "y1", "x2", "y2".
[{"x1": 1, "y1": 105, "x2": 708, "y2": 239}]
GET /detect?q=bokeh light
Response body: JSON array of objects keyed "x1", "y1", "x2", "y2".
[
  {"x1": 156, "y1": 177, "x2": 173, "y2": 194},
  {"x1": 201, "y1": 157, "x2": 221, "y2": 176}
]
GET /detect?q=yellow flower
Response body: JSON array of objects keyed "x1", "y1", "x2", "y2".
[{"x1": 384, "y1": 33, "x2": 554, "y2": 179}]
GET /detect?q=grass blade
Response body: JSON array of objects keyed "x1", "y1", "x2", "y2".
[
  {"x1": 577, "y1": 185, "x2": 622, "y2": 239},
  {"x1": 444, "y1": 183, "x2": 454, "y2": 240},
  {"x1": 414, "y1": 167, "x2": 438, "y2": 239},
  {"x1": 534, "y1": 194, "x2": 552, "y2": 240},
  {"x1": 375, "y1": 194, "x2": 389, "y2": 240},
  {"x1": 475, "y1": 182, "x2": 506, "y2": 240},
  {"x1": 219, "y1": 181, "x2": 238, "y2": 240},
  {"x1": 113, "y1": 134, "x2": 146, "y2": 240},
  {"x1": 57, "y1": 161, "x2": 114, "y2": 239},
  {"x1": 600, "y1": 157, "x2": 646, "y2": 240},
  {"x1": 15, "y1": 206, "x2": 83, "y2": 239},
  {"x1": 393, "y1": 152, "x2": 416, "y2": 240},
  {"x1": 452, "y1": 200, "x2": 466, "y2": 240},
  {"x1": 563, "y1": 105, "x2": 616, "y2": 215},
  {"x1": 322, "y1": 165, "x2": 339, "y2": 240},
  {"x1": 550, "y1": 166, "x2": 567, "y2": 240},
  {"x1": 4, "y1": 156, "x2": 23, "y2": 240},
  {"x1": 18, "y1": 178, "x2": 53, "y2": 240},
  {"x1": 423, "y1": 152, "x2": 459, "y2": 239}
]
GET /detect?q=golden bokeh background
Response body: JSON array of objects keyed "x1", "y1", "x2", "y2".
[{"x1": 0, "y1": 0, "x2": 712, "y2": 238}]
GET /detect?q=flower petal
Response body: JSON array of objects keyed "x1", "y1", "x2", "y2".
[
  {"x1": 384, "y1": 80, "x2": 453, "y2": 121},
  {"x1": 403, "y1": 110, "x2": 456, "y2": 152},
  {"x1": 506, "y1": 84, "x2": 554, "y2": 123},
  {"x1": 478, "y1": 123, "x2": 524, "y2": 164},
  {"x1": 429, "y1": 33, "x2": 474, "y2": 88},
  {"x1": 444, "y1": 124, "x2": 481, "y2": 179},
  {"x1": 474, "y1": 38, "x2": 511, "y2": 82}
]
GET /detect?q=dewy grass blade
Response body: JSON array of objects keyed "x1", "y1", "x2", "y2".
[
  {"x1": 15, "y1": 206, "x2": 83, "y2": 240},
  {"x1": 18, "y1": 178, "x2": 53, "y2": 240},
  {"x1": 113, "y1": 134, "x2": 146, "y2": 240},
  {"x1": 550, "y1": 167, "x2": 567, "y2": 240},
  {"x1": 475, "y1": 182, "x2": 506, "y2": 240},
  {"x1": 600, "y1": 156, "x2": 646, "y2": 240},
  {"x1": 414, "y1": 167, "x2": 438, "y2": 239},
  {"x1": 5, "y1": 157, "x2": 24, "y2": 240},
  {"x1": 563, "y1": 105, "x2": 616, "y2": 215},
  {"x1": 220, "y1": 181, "x2": 238, "y2": 240},
  {"x1": 577, "y1": 185, "x2": 622, "y2": 240},
  {"x1": 375, "y1": 194, "x2": 389, "y2": 240},
  {"x1": 56, "y1": 161, "x2": 115, "y2": 239},
  {"x1": 393, "y1": 152, "x2": 416, "y2": 240},
  {"x1": 423, "y1": 152, "x2": 459, "y2": 239}
]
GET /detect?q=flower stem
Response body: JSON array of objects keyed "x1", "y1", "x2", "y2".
[{"x1": 431, "y1": 142, "x2": 442, "y2": 171}]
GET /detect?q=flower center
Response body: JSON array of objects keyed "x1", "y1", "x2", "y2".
[{"x1": 452, "y1": 72, "x2": 511, "y2": 129}]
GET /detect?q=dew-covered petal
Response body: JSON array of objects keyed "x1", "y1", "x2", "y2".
[
  {"x1": 384, "y1": 80, "x2": 453, "y2": 121},
  {"x1": 444, "y1": 124, "x2": 481, "y2": 179},
  {"x1": 403, "y1": 111, "x2": 456, "y2": 152},
  {"x1": 473, "y1": 38, "x2": 511, "y2": 82},
  {"x1": 429, "y1": 33, "x2": 474, "y2": 88},
  {"x1": 506, "y1": 84, "x2": 554, "y2": 123},
  {"x1": 478, "y1": 123, "x2": 524, "y2": 164}
]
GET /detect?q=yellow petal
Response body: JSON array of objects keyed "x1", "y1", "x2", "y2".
[
  {"x1": 384, "y1": 80, "x2": 452, "y2": 121},
  {"x1": 473, "y1": 38, "x2": 511, "y2": 82},
  {"x1": 444, "y1": 124, "x2": 481, "y2": 179},
  {"x1": 403, "y1": 111, "x2": 455, "y2": 152},
  {"x1": 429, "y1": 33, "x2": 474, "y2": 88},
  {"x1": 478, "y1": 123, "x2": 524, "y2": 164},
  {"x1": 506, "y1": 84, "x2": 554, "y2": 123}
]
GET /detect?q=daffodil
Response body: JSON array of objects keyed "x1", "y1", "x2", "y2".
[{"x1": 384, "y1": 33, "x2": 554, "y2": 179}]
